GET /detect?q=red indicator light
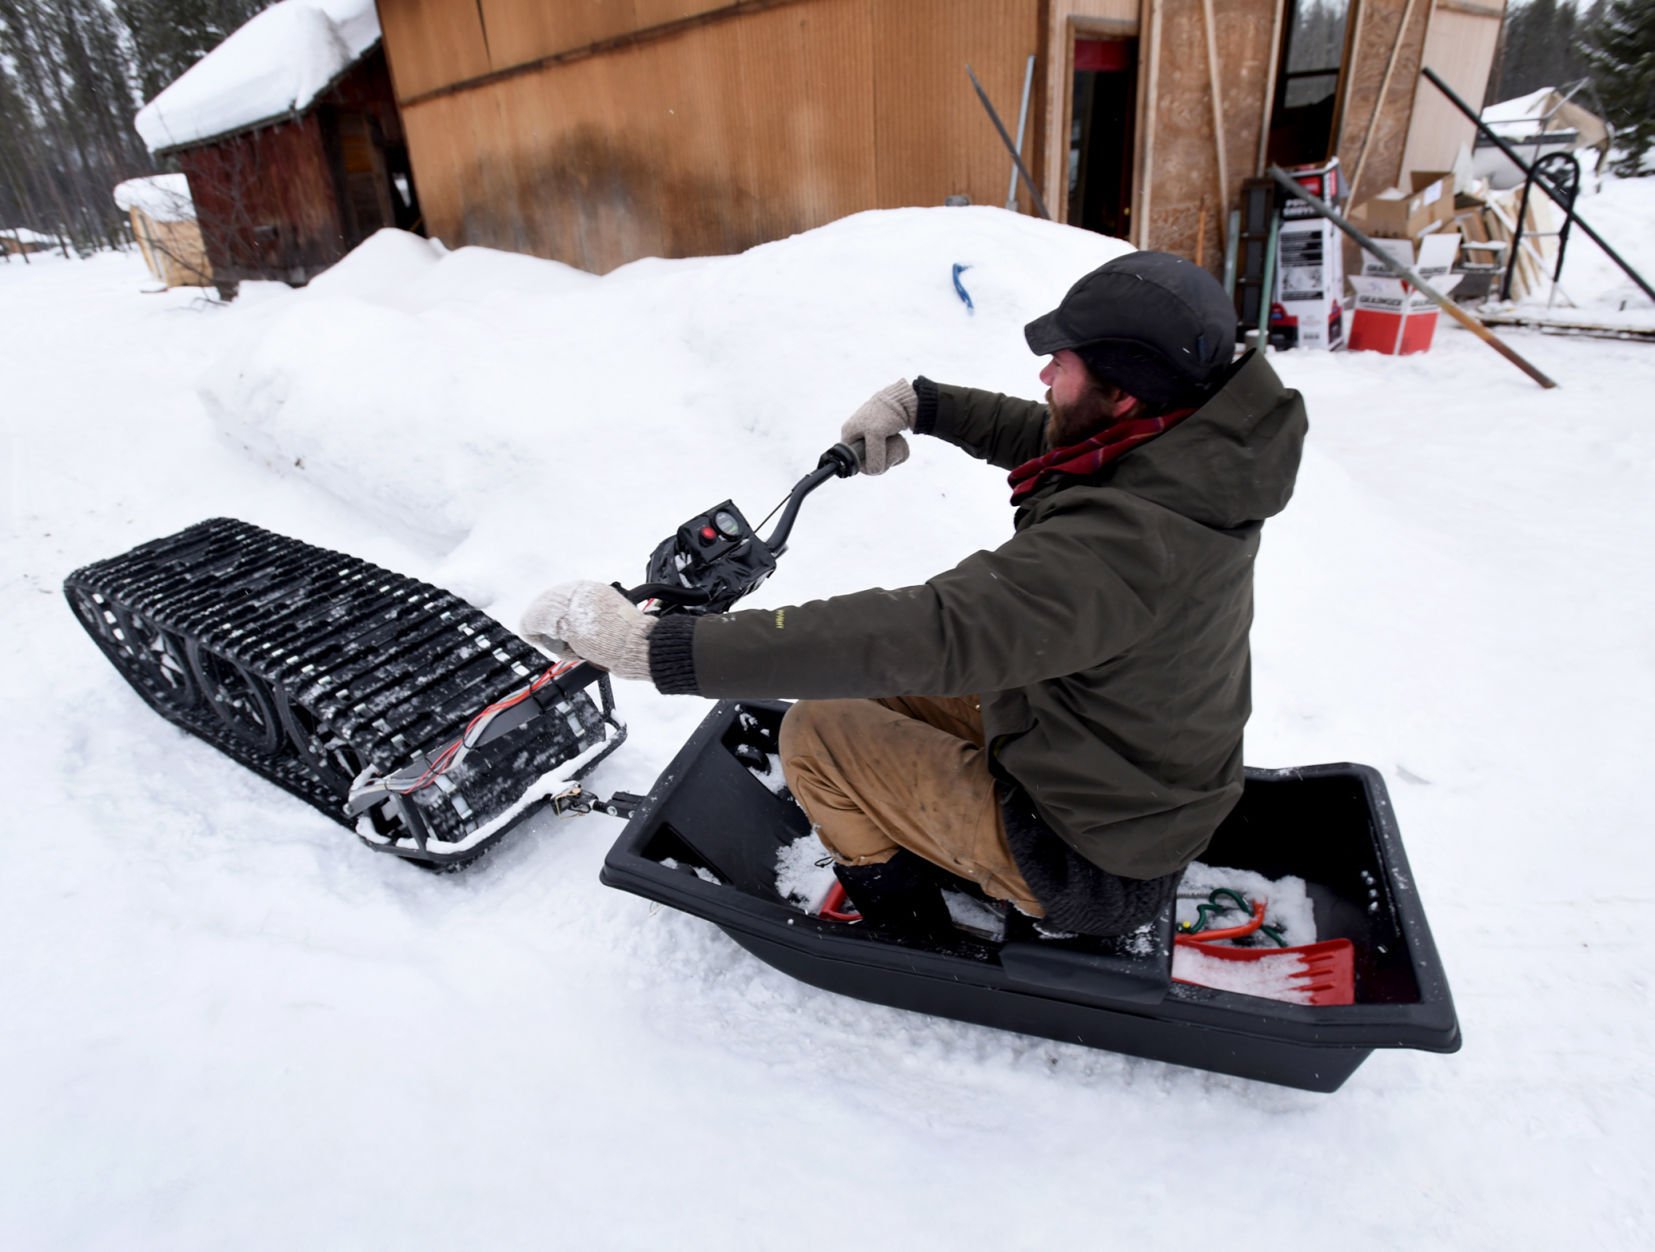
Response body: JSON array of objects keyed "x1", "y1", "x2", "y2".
[{"x1": 701, "y1": 526, "x2": 717, "y2": 541}]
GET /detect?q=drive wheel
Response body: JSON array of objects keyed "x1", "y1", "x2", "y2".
[
  {"x1": 276, "y1": 690, "x2": 363, "y2": 792},
  {"x1": 121, "y1": 610, "x2": 200, "y2": 709},
  {"x1": 67, "y1": 586, "x2": 141, "y2": 664},
  {"x1": 188, "y1": 642, "x2": 285, "y2": 755}
]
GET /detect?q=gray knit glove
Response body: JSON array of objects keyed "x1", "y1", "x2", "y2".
[
  {"x1": 840, "y1": 379, "x2": 917, "y2": 475},
  {"x1": 520, "y1": 581, "x2": 656, "y2": 681}
]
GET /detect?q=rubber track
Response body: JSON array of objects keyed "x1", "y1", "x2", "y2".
[{"x1": 65, "y1": 518, "x2": 619, "y2": 867}]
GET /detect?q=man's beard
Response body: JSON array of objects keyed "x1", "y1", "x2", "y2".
[{"x1": 1044, "y1": 383, "x2": 1120, "y2": 449}]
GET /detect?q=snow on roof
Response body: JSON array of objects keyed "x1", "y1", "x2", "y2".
[
  {"x1": 134, "y1": 0, "x2": 380, "y2": 155},
  {"x1": 1482, "y1": 86, "x2": 1570, "y2": 137},
  {"x1": 113, "y1": 174, "x2": 197, "y2": 223},
  {"x1": 2, "y1": 226, "x2": 55, "y2": 244}
]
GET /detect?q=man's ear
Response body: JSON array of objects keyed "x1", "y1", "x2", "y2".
[{"x1": 1107, "y1": 388, "x2": 1142, "y2": 421}]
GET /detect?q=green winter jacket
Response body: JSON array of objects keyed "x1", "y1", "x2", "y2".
[{"x1": 649, "y1": 349, "x2": 1306, "y2": 879}]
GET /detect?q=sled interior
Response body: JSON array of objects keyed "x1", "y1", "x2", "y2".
[{"x1": 601, "y1": 700, "x2": 1460, "y2": 1091}]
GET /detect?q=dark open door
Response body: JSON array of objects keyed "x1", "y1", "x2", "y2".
[
  {"x1": 1267, "y1": 0, "x2": 1355, "y2": 165},
  {"x1": 1068, "y1": 37, "x2": 1138, "y2": 240}
]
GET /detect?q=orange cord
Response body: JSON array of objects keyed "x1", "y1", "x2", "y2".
[{"x1": 1174, "y1": 898, "x2": 1268, "y2": 946}]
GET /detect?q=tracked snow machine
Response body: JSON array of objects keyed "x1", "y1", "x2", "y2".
[{"x1": 67, "y1": 443, "x2": 1459, "y2": 1091}]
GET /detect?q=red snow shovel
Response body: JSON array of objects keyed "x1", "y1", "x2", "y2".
[{"x1": 1174, "y1": 937, "x2": 1357, "y2": 1006}]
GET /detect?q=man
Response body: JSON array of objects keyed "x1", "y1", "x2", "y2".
[{"x1": 522, "y1": 251, "x2": 1306, "y2": 939}]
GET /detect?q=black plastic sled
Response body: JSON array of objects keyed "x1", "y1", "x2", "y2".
[{"x1": 601, "y1": 700, "x2": 1462, "y2": 1093}]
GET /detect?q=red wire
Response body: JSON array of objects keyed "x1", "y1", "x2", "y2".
[{"x1": 397, "y1": 665, "x2": 562, "y2": 794}]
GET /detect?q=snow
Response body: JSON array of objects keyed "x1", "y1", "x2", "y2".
[
  {"x1": 113, "y1": 173, "x2": 197, "y2": 223},
  {"x1": 2, "y1": 226, "x2": 57, "y2": 244},
  {"x1": 1512, "y1": 171, "x2": 1655, "y2": 328},
  {"x1": 3, "y1": 191, "x2": 1654, "y2": 1248},
  {"x1": 1482, "y1": 87, "x2": 1559, "y2": 136},
  {"x1": 774, "y1": 830, "x2": 837, "y2": 913},
  {"x1": 134, "y1": 0, "x2": 380, "y2": 154}
]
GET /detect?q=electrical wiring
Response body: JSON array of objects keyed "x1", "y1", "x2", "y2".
[{"x1": 390, "y1": 661, "x2": 578, "y2": 795}]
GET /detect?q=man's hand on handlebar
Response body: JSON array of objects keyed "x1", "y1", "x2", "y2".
[
  {"x1": 841, "y1": 379, "x2": 917, "y2": 476},
  {"x1": 521, "y1": 581, "x2": 656, "y2": 680}
]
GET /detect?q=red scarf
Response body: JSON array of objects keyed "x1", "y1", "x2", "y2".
[{"x1": 1007, "y1": 407, "x2": 1196, "y2": 503}]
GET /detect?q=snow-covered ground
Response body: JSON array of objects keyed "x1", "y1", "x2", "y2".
[{"x1": 3, "y1": 186, "x2": 1652, "y2": 1248}]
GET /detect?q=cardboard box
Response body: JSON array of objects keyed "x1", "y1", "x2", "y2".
[
  {"x1": 1271, "y1": 157, "x2": 1346, "y2": 351},
  {"x1": 1347, "y1": 234, "x2": 1462, "y2": 355},
  {"x1": 1355, "y1": 171, "x2": 1456, "y2": 239}
]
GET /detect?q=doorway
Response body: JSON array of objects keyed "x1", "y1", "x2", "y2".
[
  {"x1": 1068, "y1": 37, "x2": 1138, "y2": 240},
  {"x1": 1266, "y1": 0, "x2": 1355, "y2": 165}
]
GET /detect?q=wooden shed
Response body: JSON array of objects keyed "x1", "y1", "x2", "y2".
[
  {"x1": 1, "y1": 228, "x2": 56, "y2": 257},
  {"x1": 135, "y1": 0, "x2": 422, "y2": 297},
  {"x1": 113, "y1": 174, "x2": 213, "y2": 289},
  {"x1": 374, "y1": 0, "x2": 1507, "y2": 277}
]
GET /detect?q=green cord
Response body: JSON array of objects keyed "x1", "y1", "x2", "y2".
[
  {"x1": 1177, "y1": 888, "x2": 1289, "y2": 945},
  {"x1": 1180, "y1": 887, "x2": 1254, "y2": 934}
]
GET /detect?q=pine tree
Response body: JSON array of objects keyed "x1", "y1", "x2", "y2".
[
  {"x1": 1586, "y1": 0, "x2": 1655, "y2": 173},
  {"x1": 1491, "y1": 0, "x2": 1599, "y2": 104},
  {"x1": 116, "y1": 0, "x2": 269, "y2": 106}
]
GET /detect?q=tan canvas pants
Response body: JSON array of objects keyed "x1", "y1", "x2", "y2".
[{"x1": 778, "y1": 695, "x2": 1045, "y2": 917}]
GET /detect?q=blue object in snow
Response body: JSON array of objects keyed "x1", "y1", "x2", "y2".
[{"x1": 952, "y1": 263, "x2": 974, "y2": 314}]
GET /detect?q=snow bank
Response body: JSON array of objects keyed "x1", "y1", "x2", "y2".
[
  {"x1": 113, "y1": 173, "x2": 197, "y2": 222},
  {"x1": 134, "y1": 0, "x2": 379, "y2": 154},
  {"x1": 199, "y1": 209, "x2": 1126, "y2": 585}
]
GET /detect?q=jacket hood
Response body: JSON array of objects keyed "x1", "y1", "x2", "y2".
[{"x1": 1102, "y1": 349, "x2": 1307, "y2": 529}]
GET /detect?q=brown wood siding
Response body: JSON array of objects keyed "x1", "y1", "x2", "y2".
[
  {"x1": 390, "y1": 0, "x2": 1044, "y2": 273},
  {"x1": 870, "y1": 1, "x2": 1037, "y2": 208},
  {"x1": 176, "y1": 113, "x2": 344, "y2": 286},
  {"x1": 377, "y1": 0, "x2": 492, "y2": 101},
  {"x1": 478, "y1": 0, "x2": 733, "y2": 66},
  {"x1": 378, "y1": 0, "x2": 1503, "y2": 279}
]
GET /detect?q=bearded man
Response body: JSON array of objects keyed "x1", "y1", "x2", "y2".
[{"x1": 523, "y1": 251, "x2": 1307, "y2": 938}]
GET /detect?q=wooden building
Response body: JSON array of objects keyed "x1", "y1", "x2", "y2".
[
  {"x1": 375, "y1": 0, "x2": 1508, "y2": 277},
  {"x1": 114, "y1": 174, "x2": 213, "y2": 289},
  {"x1": 138, "y1": 4, "x2": 422, "y2": 298}
]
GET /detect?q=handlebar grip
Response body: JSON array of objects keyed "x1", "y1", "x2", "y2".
[{"x1": 819, "y1": 441, "x2": 863, "y2": 478}]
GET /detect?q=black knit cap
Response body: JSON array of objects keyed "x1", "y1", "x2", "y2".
[{"x1": 1024, "y1": 251, "x2": 1237, "y2": 408}]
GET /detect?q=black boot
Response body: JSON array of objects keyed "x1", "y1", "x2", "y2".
[{"x1": 833, "y1": 851, "x2": 955, "y2": 936}]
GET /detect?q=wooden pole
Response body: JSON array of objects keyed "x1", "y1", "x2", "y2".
[
  {"x1": 1254, "y1": 0, "x2": 1285, "y2": 175},
  {"x1": 1140, "y1": 0, "x2": 1164, "y2": 249},
  {"x1": 1267, "y1": 166, "x2": 1558, "y2": 389},
  {"x1": 1200, "y1": 0, "x2": 1229, "y2": 254}
]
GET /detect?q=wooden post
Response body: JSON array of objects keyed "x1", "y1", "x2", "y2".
[
  {"x1": 1254, "y1": 0, "x2": 1285, "y2": 175},
  {"x1": 1140, "y1": 0, "x2": 1164, "y2": 250},
  {"x1": 1200, "y1": 0, "x2": 1228, "y2": 254}
]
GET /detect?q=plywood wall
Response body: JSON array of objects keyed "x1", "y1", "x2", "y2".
[
  {"x1": 1398, "y1": 0, "x2": 1507, "y2": 176},
  {"x1": 384, "y1": 0, "x2": 1039, "y2": 273},
  {"x1": 1137, "y1": 0, "x2": 1277, "y2": 265},
  {"x1": 1336, "y1": 0, "x2": 1442, "y2": 203}
]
